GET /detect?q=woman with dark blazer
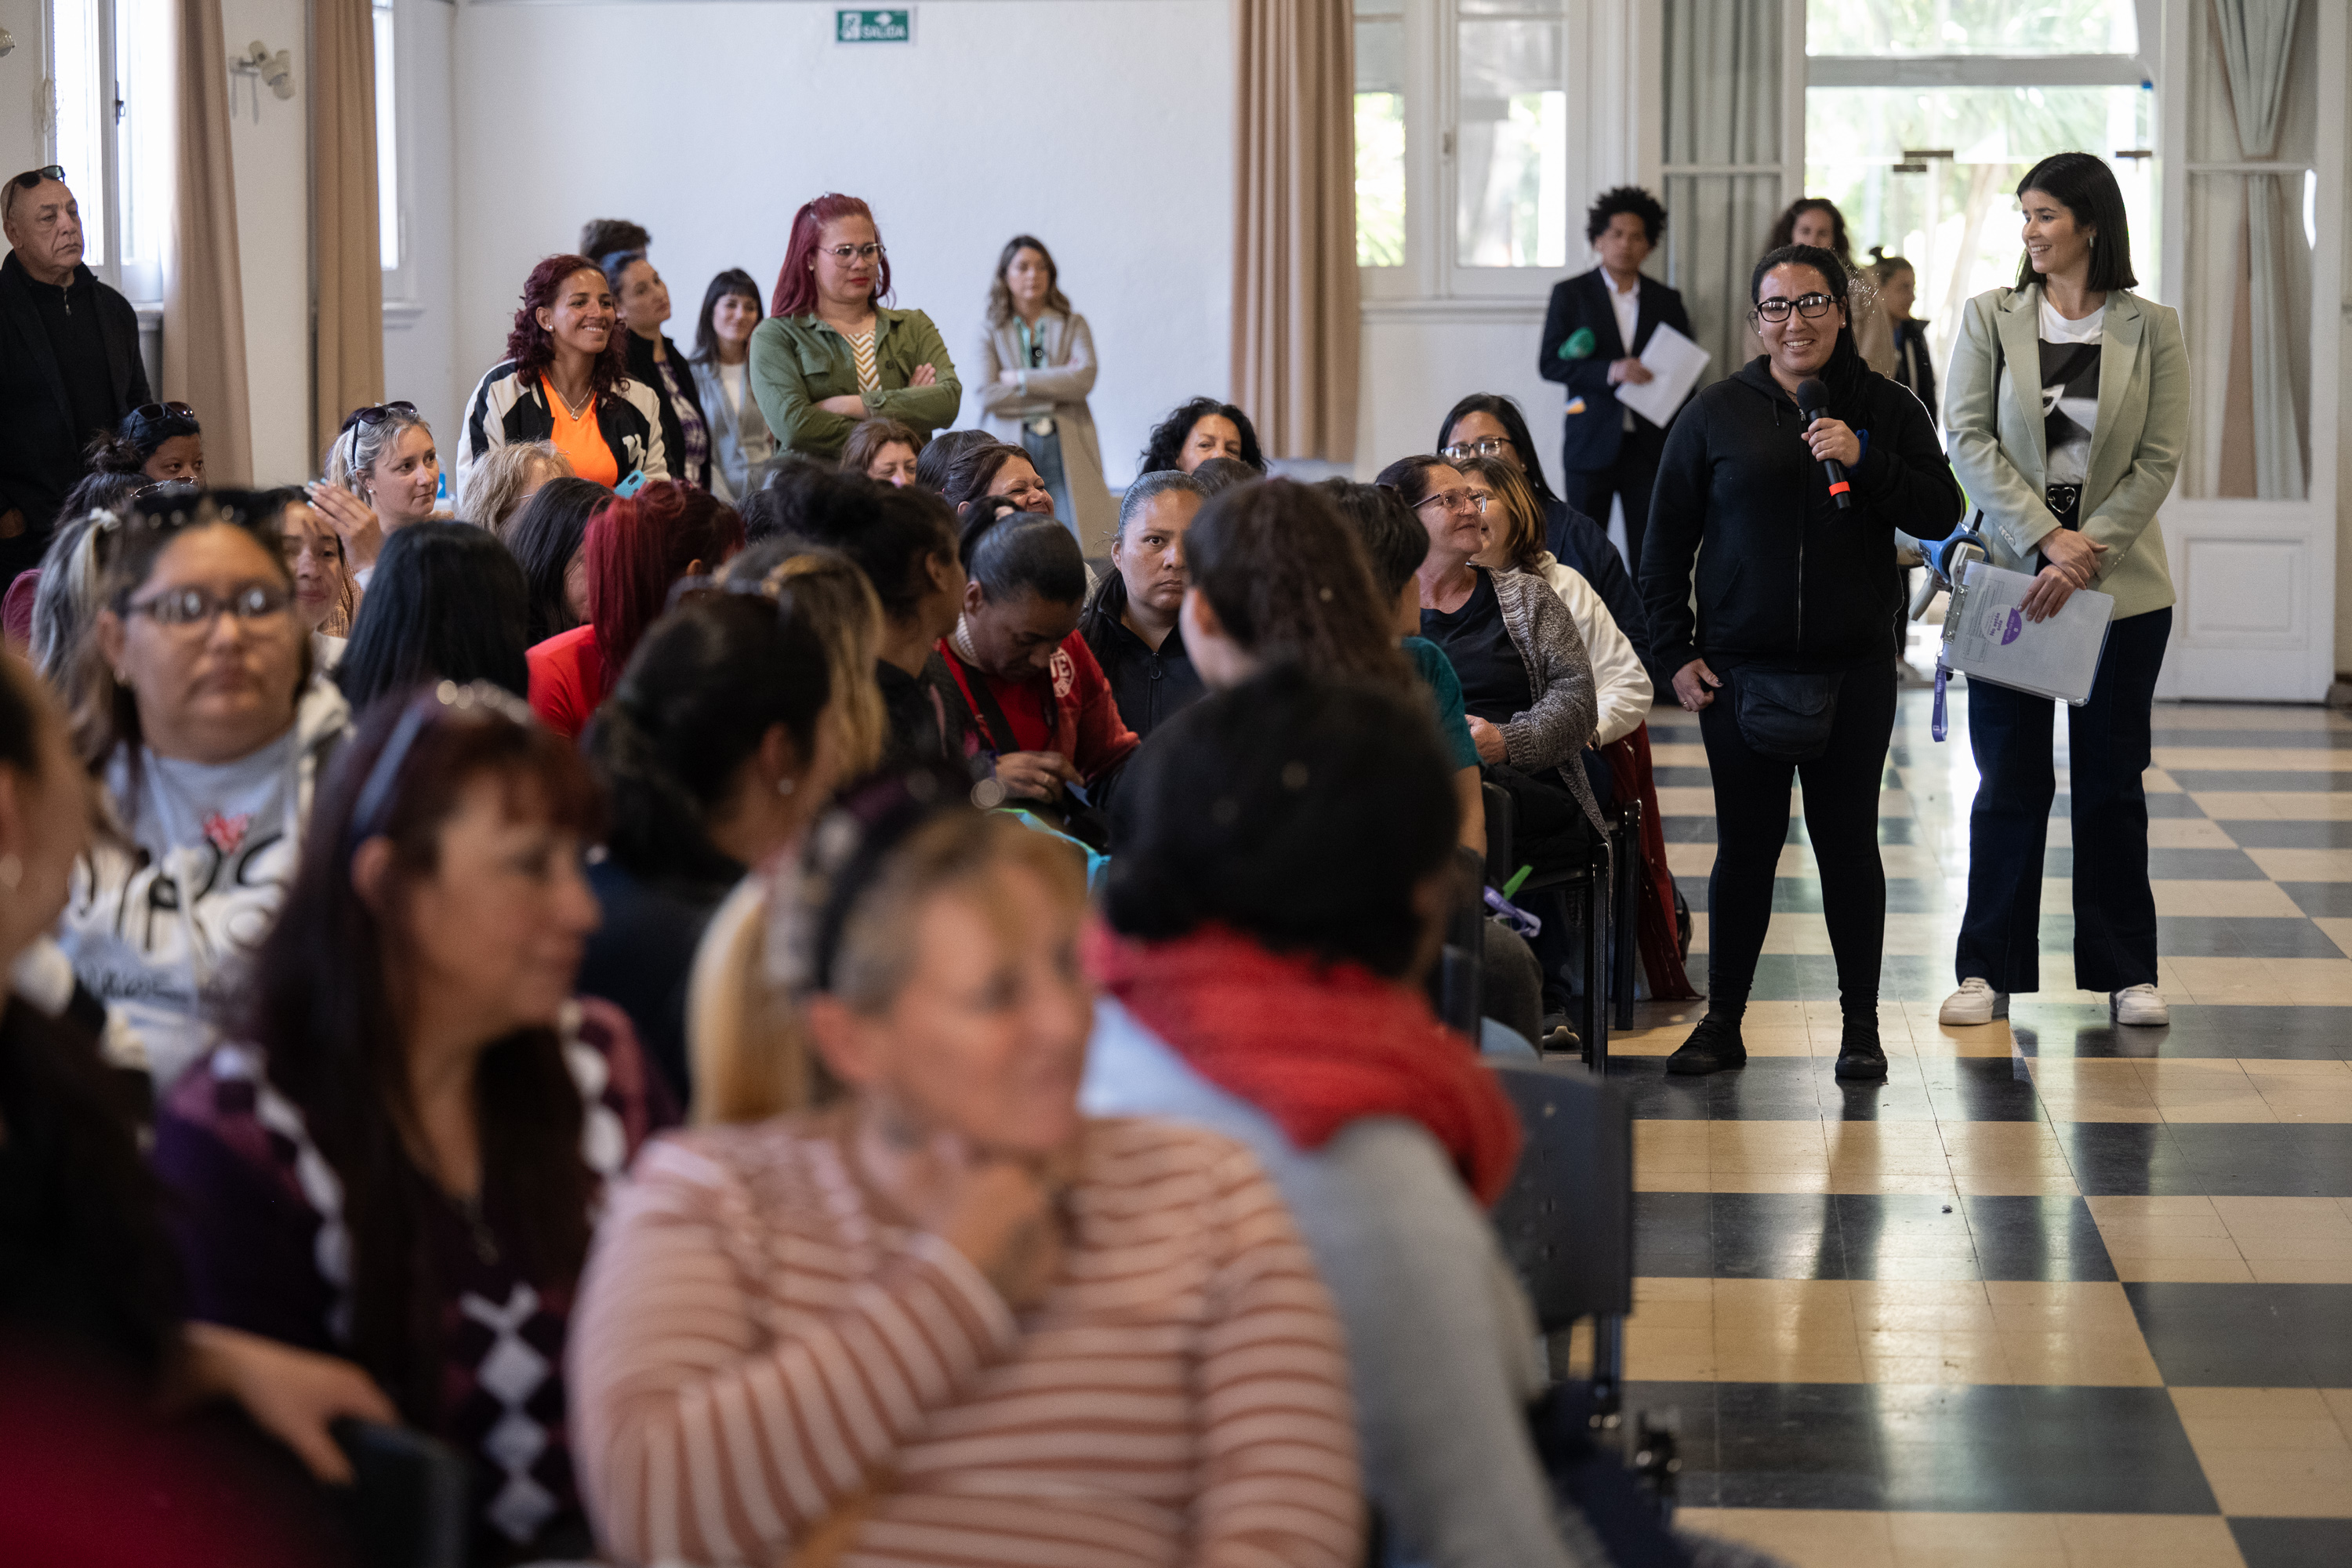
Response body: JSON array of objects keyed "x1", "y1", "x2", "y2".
[
  {"x1": 1939, "y1": 153, "x2": 2187, "y2": 1033},
  {"x1": 1537, "y1": 186, "x2": 1693, "y2": 579},
  {"x1": 605, "y1": 249, "x2": 712, "y2": 490},
  {"x1": 1642, "y1": 243, "x2": 1964, "y2": 1082}
]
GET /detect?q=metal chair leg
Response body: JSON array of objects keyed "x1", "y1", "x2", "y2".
[{"x1": 1612, "y1": 802, "x2": 1642, "y2": 1031}]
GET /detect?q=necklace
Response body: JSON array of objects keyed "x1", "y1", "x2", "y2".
[{"x1": 551, "y1": 379, "x2": 593, "y2": 420}]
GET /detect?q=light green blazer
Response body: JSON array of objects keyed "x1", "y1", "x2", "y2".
[{"x1": 1944, "y1": 283, "x2": 2187, "y2": 620}]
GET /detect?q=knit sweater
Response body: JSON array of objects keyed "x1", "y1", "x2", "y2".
[{"x1": 1485, "y1": 568, "x2": 1606, "y2": 834}]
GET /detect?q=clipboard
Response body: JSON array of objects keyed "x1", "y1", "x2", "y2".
[{"x1": 1943, "y1": 560, "x2": 2114, "y2": 706}]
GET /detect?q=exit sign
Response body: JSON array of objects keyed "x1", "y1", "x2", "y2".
[{"x1": 836, "y1": 9, "x2": 912, "y2": 43}]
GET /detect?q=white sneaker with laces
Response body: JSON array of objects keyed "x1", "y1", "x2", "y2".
[
  {"x1": 2111, "y1": 984, "x2": 2169, "y2": 1026},
  {"x1": 1939, "y1": 978, "x2": 2009, "y2": 1025}
]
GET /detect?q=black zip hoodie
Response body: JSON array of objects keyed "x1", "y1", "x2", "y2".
[{"x1": 1639, "y1": 356, "x2": 1963, "y2": 676}]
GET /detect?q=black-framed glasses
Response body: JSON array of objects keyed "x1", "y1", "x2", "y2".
[
  {"x1": 125, "y1": 582, "x2": 291, "y2": 632},
  {"x1": 338, "y1": 400, "x2": 419, "y2": 434},
  {"x1": 1752, "y1": 292, "x2": 1837, "y2": 324},
  {"x1": 348, "y1": 681, "x2": 539, "y2": 847},
  {"x1": 816, "y1": 241, "x2": 886, "y2": 264},
  {"x1": 1440, "y1": 437, "x2": 1514, "y2": 463}
]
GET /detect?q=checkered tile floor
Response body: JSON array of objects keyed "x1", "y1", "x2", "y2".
[{"x1": 1611, "y1": 687, "x2": 2352, "y2": 1568}]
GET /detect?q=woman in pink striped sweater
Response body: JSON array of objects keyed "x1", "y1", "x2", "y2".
[{"x1": 568, "y1": 774, "x2": 1363, "y2": 1567}]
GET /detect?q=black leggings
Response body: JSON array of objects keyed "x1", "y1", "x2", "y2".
[{"x1": 1697, "y1": 661, "x2": 1897, "y2": 1020}]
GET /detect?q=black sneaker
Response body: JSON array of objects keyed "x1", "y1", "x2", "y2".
[
  {"x1": 1666, "y1": 1015, "x2": 1747, "y2": 1076},
  {"x1": 1834, "y1": 1026, "x2": 1888, "y2": 1081}
]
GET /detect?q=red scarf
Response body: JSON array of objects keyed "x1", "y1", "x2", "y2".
[{"x1": 1086, "y1": 922, "x2": 1523, "y2": 1207}]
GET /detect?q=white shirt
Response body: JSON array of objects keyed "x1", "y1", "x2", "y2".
[
  {"x1": 1530, "y1": 553, "x2": 1653, "y2": 746},
  {"x1": 1606, "y1": 271, "x2": 1642, "y2": 430},
  {"x1": 717, "y1": 358, "x2": 747, "y2": 418}
]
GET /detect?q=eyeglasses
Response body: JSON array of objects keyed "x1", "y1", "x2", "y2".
[
  {"x1": 1414, "y1": 489, "x2": 1479, "y2": 514},
  {"x1": 349, "y1": 681, "x2": 540, "y2": 847},
  {"x1": 1752, "y1": 292, "x2": 1837, "y2": 324},
  {"x1": 125, "y1": 582, "x2": 292, "y2": 631},
  {"x1": 339, "y1": 400, "x2": 418, "y2": 434},
  {"x1": 1440, "y1": 437, "x2": 1514, "y2": 463},
  {"x1": 817, "y1": 242, "x2": 886, "y2": 265}
]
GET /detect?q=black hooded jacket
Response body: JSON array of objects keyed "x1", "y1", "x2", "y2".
[{"x1": 1639, "y1": 356, "x2": 1962, "y2": 675}]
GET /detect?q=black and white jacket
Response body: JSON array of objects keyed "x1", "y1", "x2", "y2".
[{"x1": 456, "y1": 360, "x2": 670, "y2": 502}]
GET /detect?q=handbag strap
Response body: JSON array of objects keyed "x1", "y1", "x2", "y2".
[{"x1": 949, "y1": 647, "x2": 1033, "y2": 760}]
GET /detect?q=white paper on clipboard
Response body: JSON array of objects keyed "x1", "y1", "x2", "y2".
[
  {"x1": 1945, "y1": 560, "x2": 2114, "y2": 706},
  {"x1": 1614, "y1": 322, "x2": 1711, "y2": 426}
]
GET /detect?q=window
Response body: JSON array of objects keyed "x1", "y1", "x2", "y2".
[
  {"x1": 49, "y1": 0, "x2": 107, "y2": 264},
  {"x1": 42, "y1": 0, "x2": 168, "y2": 302},
  {"x1": 1806, "y1": 0, "x2": 2138, "y2": 56},
  {"x1": 114, "y1": 0, "x2": 167, "y2": 301},
  {"x1": 375, "y1": 0, "x2": 401, "y2": 274},
  {"x1": 1454, "y1": 0, "x2": 1568, "y2": 268}
]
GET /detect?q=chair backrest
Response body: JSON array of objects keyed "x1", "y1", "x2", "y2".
[
  {"x1": 1429, "y1": 844, "x2": 1486, "y2": 1036},
  {"x1": 1486, "y1": 1057, "x2": 1634, "y2": 1330},
  {"x1": 1481, "y1": 779, "x2": 1515, "y2": 891},
  {"x1": 332, "y1": 1418, "x2": 470, "y2": 1568}
]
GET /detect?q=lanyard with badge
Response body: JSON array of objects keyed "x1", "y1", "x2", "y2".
[{"x1": 1014, "y1": 320, "x2": 1055, "y2": 438}]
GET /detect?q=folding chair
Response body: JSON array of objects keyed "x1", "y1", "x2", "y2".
[
  {"x1": 1483, "y1": 781, "x2": 1611, "y2": 1073},
  {"x1": 1428, "y1": 845, "x2": 1487, "y2": 1039}
]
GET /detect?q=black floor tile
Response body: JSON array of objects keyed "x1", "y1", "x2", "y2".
[
  {"x1": 2278, "y1": 881, "x2": 2352, "y2": 917},
  {"x1": 1656, "y1": 765, "x2": 1715, "y2": 787},
  {"x1": 2230, "y1": 1519, "x2": 2352, "y2": 1568},
  {"x1": 2048, "y1": 793, "x2": 2212, "y2": 820},
  {"x1": 1632, "y1": 1381, "x2": 2215, "y2": 1514},
  {"x1": 2016, "y1": 1004, "x2": 2352, "y2": 1061},
  {"x1": 2169, "y1": 769, "x2": 2352, "y2": 792},
  {"x1": 2169, "y1": 1124, "x2": 2352, "y2": 1197},
  {"x1": 1632, "y1": 1194, "x2": 2113, "y2": 1281},
  {"x1": 1741, "y1": 954, "x2": 1973, "y2": 1006},
  {"x1": 2153, "y1": 916, "x2": 2348, "y2": 959},
  {"x1": 1662, "y1": 816, "x2": 1717, "y2": 843},
  {"x1": 2056, "y1": 1123, "x2": 2205, "y2": 1196},
  {"x1": 2144, "y1": 848, "x2": 2270, "y2": 880},
  {"x1": 2124, "y1": 1283, "x2": 2352, "y2": 1385},
  {"x1": 2151, "y1": 728, "x2": 2352, "y2": 750},
  {"x1": 2216, "y1": 818, "x2": 2352, "y2": 848}
]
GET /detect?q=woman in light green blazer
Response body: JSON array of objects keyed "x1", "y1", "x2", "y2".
[{"x1": 1940, "y1": 152, "x2": 2188, "y2": 1033}]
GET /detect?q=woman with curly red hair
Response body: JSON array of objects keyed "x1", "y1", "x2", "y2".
[
  {"x1": 458, "y1": 253, "x2": 672, "y2": 498},
  {"x1": 750, "y1": 194, "x2": 960, "y2": 462},
  {"x1": 525, "y1": 479, "x2": 745, "y2": 739}
]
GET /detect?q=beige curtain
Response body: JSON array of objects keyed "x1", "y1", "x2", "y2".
[
  {"x1": 312, "y1": 0, "x2": 384, "y2": 462},
  {"x1": 162, "y1": 0, "x2": 252, "y2": 484},
  {"x1": 1231, "y1": 0, "x2": 1359, "y2": 463}
]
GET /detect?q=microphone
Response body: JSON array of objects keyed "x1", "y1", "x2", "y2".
[{"x1": 1795, "y1": 377, "x2": 1852, "y2": 510}]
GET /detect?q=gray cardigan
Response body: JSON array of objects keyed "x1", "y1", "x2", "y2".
[{"x1": 1489, "y1": 567, "x2": 1606, "y2": 835}]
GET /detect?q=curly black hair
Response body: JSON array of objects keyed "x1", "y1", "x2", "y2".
[
  {"x1": 1586, "y1": 185, "x2": 1668, "y2": 245},
  {"x1": 1138, "y1": 397, "x2": 1266, "y2": 477}
]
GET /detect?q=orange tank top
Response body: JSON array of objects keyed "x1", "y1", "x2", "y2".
[{"x1": 543, "y1": 376, "x2": 620, "y2": 487}]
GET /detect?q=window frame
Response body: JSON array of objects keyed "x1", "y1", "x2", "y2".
[{"x1": 376, "y1": 0, "x2": 416, "y2": 308}]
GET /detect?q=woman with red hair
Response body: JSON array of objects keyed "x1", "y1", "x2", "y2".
[
  {"x1": 750, "y1": 194, "x2": 960, "y2": 462},
  {"x1": 458, "y1": 253, "x2": 671, "y2": 499},
  {"x1": 525, "y1": 479, "x2": 745, "y2": 738}
]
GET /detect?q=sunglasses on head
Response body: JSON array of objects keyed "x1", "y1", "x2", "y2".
[
  {"x1": 123, "y1": 401, "x2": 200, "y2": 439},
  {"x1": 3, "y1": 165, "x2": 67, "y2": 221},
  {"x1": 339, "y1": 400, "x2": 419, "y2": 435}
]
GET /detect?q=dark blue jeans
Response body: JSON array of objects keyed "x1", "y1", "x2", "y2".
[{"x1": 1955, "y1": 606, "x2": 2172, "y2": 994}]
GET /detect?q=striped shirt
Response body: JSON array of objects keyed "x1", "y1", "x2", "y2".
[
  {"x1": 848, "y1": 328, "x2": 881, "y2": 393},
  {"x1": 569, "y1": 1114, "x2": 1363, "y2": 1567}
]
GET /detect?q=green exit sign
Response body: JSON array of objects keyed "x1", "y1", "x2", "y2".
[{"x1": 836, "y1": 8, "x2": 912, "y2": 43}]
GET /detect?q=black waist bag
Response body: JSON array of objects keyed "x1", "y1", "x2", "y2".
[{"x1": 1733, "y1": 666, "x2": 1842, "y2": 763}]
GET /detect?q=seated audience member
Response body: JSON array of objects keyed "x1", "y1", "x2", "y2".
[
  {"x1": 309, "y1": 401, "x2": 444, "y2": 587},
  {"x1": 506, "y1": 475, "x2": 607, "y2": 647},
  {"x1": 785, "y1": 471, "x2": 974, "y2": 768},
  {"x1": 838, "y1": 415, "x2": 921, "y2": 486},
  {"x1": 750, "y1": 194, "x2": 961, "y2": 462},
  {"x1": 938, "y1": 437, "x2": 1058, "y2": 520},
  {"x1": 913, "y1": 426, "x2": 993, "y2": 493},
  {"x1": 1079, "y1": 469, "x2": 1206, "y2": 740},
  {"x1": 569, "y1": 776, "x2": 1362, "y2": 1567},
  {"x1": 1138, "y1": 395, "x2": 1267, "y2": 474},
  {"x1": 459, "y1": 254, "x2": 670, "y2": 498},
  {"x1": 605, "y1": 249, "x2": 712, "y2": 492},
  {"x1": 154, "y1": 680, "x2": 672, "y2": 1564},
  {"x1": 86, "y1": 400, "x2": 205, "y2": 485},
  {"x1": 273, "y1": 486, "x2": 356, "y2": 652},
  {"x1": 526, "y1": 480, "x2": 744, "y2": 739},
  {"x1": 1438, "y1": 393, "x2": 1652, "y2": 680},
  {"x1": 689, "y1": 269, "x2": 781, "y2": 503},
  {"x1": 1175, "y1": 477, "x2": 1410, "y2": 694},
  {"x1": 458, "y1": 438, "x2": 570, "y2": 539},
  {"x1": 940, "y1": 500, "x2": 1138, "y2": 808},
  {"x1": 57, "y1": 492, "x2": 349, "y2": 1091},
  {"x1": 1084, "y1": 666, "x2": 1603, "y2": 1568},
  {"x1": 579, "y1": 593, "x2": 838, "y2": 1100},
  {"x1": 1188, "y1": 454, "x2": 1258, "y2": 497},
  {"x1": 0, "y1": 651, "x2": 400, "y2": 1511},
  {"x1": 336, "y1": 521, "x2": 532, "y2": 713},
  {"x1": 1461, "y1": 455, "x2": 1653, "y2": 756},
  {"x1": 717, "y1": 543, "x2": 890, "y2": 779},
  {"x1": 1385, "y1": 453, "x2": 1602, "y2": 1022},
  {"x1": 26, "y1": 475, "x2": 142, "y2": 694}
]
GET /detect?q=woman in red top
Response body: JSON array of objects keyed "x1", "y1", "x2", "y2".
[
  {"x1": 940, "y1": 497, "x2": 1137, "y2": 807},
  {"x1": 525, "y1": 480, "x2": 744, "y2": 739}
]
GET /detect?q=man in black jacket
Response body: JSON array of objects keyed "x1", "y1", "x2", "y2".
[
  {"x1": 0, "y1": 168, "x2": 152, "y2": 585},
  {"x1": 1537, "y1": 186, "x2": 1691, "y2": 580}
]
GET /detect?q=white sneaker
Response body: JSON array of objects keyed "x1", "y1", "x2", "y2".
[
  {"x1": 2111, "y1": 985, "x2": 2169, "y2": 1026},
  {"x1": 1939, "y1": 978, "x2": 2009, "y2": 1025}
]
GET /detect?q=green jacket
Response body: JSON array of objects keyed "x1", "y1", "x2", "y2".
[
  {"x1": 1944, "y1": 283, "x2": 2185, "y2": 620},
  {"x1": 748, "y1": 307, "x2": 961, "y2": 460}
]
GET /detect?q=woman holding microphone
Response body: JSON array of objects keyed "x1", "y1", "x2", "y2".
[
  {"x1": 1642, "y1": 244, "x2": 1962, "y2": 1081},
  {"x1": 1940, "y1": 152, "x2": 2187, "y2": 1030}
]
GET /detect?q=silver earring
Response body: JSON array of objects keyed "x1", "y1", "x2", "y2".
[
  {"x1": 0, "y1": 854, "x2": 21, "y2": 891},
  {"x1": 776, "y1": 776, "x2": 797, "y2": 797}
]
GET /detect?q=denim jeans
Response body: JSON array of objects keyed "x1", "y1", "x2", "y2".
[{"x1": 1955, "y1": 606, "x2": 2172, "y2": 994}]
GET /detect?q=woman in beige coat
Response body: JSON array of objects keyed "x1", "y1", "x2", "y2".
[{"x1": 973, "y1": 236, "x2": 1117, "y2": 554}]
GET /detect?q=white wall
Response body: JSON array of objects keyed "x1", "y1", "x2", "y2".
[
  {"x1": 440, "y1": 0, "x2": 1231, "y2": 488},
  {"x1": 381, "y1": 0, "x2": 458, "y2": 449},
  {"x1": 0, "y1": 0, "x2": 42, "y2": 182},
  {"x1": 223, "y1": 0, "x2": 311, "y2": 483},
  {"x1": 1359, "y1": 303, "x2": 1569, "y2": 478}
]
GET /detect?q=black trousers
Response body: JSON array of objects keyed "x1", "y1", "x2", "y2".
[
  {"x1": 1697, "y1": 661, "x2": 1898, "y2": 1017},
  {"x1": 1562, "y1": 421, "x2": 1667, "y2": 579},
  {"x1": 1955, "y1": 607, "x2": 2172, "y2": 994}
]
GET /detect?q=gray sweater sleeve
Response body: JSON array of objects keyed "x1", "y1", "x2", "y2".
[{"x1": 1301, "y1": 1120, "x2": 1607, "y2": 1568}]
